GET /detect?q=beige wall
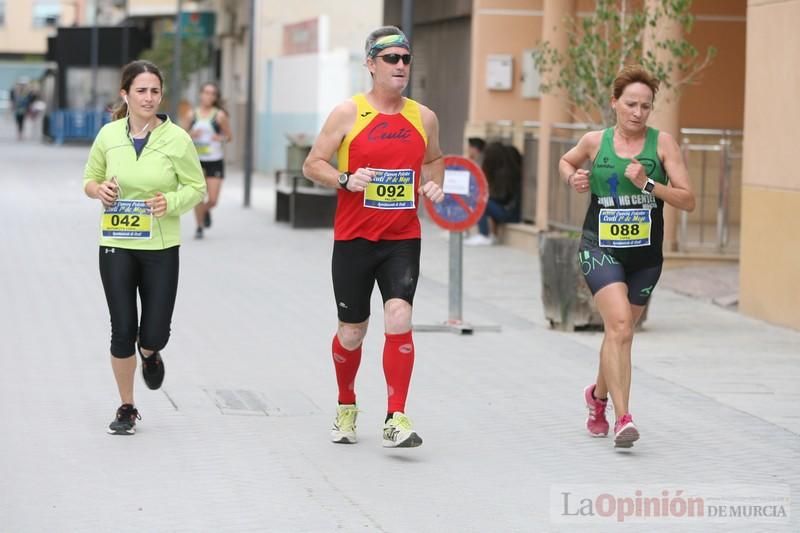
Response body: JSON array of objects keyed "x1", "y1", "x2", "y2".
[
  {"x1": 739, "y1": 0, "x2": 800, "y2": 330},
  {"x1": 253, "y1": 0, "x2": 382, "y2": 61},
  {"x1": 215, "y1": 0, "x2": 381, "y2": 164},
  {"x1": 128, "y1": 0, "x2": 207, "y2": 17},
  {"x1": 740, "y1": 190, "x2": 800, "y2": 329},
  {"x1": 0, "y1": 1, "x2": 65, "y2": 55},
  {"x1": 250, "y1": 1, "x2": 381, "y2": 113}
]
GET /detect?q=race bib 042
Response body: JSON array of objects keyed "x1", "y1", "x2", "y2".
[
  {"x1": 598, "y1": 208, "x2": 652, "y2": 248},
  {"x1": 363, "y1": 168, "x2": 415, "y2": 210},
  {"x1": 101, "y1": 200, "x2": 153, "y2": 239}
]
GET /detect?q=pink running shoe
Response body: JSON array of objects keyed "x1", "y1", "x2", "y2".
[
  {"x1": 614, "y1": 413, "x2": 640, "y2": 448},
  {"x1": 583, "y1": 384, "x2": 609, "y2": 437}
]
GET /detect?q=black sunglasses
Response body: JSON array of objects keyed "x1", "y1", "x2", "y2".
[{"x1": 376, "y1": 53, "x2": 412, "y2": 65}]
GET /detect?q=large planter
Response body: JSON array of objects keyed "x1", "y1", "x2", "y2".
[
  {"x1": 539, "y1": 231, "x2": 650, "y2": 330},
  {"x1": 286, "y1": 141, "x2": 311, "y2": 173},
  {"x1": 539, "y1": 231, "x2": 601, "y2": 330}
]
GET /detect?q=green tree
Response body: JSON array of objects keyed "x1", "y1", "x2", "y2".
[
  {"x1": 533, "y1": 0, "x2": 716, "y2": 125},
  {"x1": 140, "y1": 33, "x2": 211, "y2": 102}
]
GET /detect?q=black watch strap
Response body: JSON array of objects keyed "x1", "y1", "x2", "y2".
[{"x1": 338, "y1": 172, "x2": 350, "y2": 190}]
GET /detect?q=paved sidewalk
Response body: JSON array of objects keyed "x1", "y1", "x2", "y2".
[{"x1": 1, "y1": 128, "x2": 798, "y2": 532}]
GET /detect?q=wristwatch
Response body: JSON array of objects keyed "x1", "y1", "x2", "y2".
[
  {"x1": 642, "y1": 178, "x2": 655, "y2": 194},
  {"x1": 338, "y1": 172, "x2": 350, "y2": 190}
]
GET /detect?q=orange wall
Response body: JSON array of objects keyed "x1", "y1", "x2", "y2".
[
  {"x1": 469, "y1": 0, "x2": 544, "y2": 123},
  {"x1": 680, "y1": 0, "x2": 747, "y2": 129},
  {"x1": 468, "y1": 0, "x2": 747, "y2": 130}
]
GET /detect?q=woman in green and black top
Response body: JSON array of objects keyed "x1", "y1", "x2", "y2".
[
  {"x1": 559, "y1": 65, "x2": 695, "y2": 449},
  {"x1": 83, "y1": 60, "x2": 206, "y2": 435}
]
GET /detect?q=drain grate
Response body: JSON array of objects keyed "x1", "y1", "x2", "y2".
[{"x1": 206, "y1": 388, "x2": 320, "y2": 417}]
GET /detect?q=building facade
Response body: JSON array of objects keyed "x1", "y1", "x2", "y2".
[
  {"x1": 215, "y1": 0, "x2": 382, "y2": 168},
  {"x1": 385, "y1": 0, "x2": 797, "y2": 330},
  {"x1": 739, "y1": 0, "x2": 800, "y2": 330}
]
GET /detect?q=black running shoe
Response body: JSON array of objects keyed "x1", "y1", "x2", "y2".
[
  {"x1": 138, "y1": 346, "x2": 165, "y2": 390},
  {"x1": 195, "y1": 227, "x2": 204, "y2": 239},
  {"x1": 204, "y1": 211, "x2": 212, "y2": 228},
  {"x1": 107, "y1": 404, "x2": 141, "y2": 435}
]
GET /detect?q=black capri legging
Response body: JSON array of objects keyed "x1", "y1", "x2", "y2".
[{"x1": 99, "y1": 246, "x2": 180, "y2": 358}]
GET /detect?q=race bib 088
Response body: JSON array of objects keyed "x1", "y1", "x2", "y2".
[{"x1": 598, "y1": 208, "x2": 652, "y2": 248}]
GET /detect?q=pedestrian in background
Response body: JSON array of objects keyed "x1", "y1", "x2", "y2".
[
  {"x1": 464, "y1": 141, "x2": 522, "y2": 246},
  {"x1": 467, "y1": 136, "x2": 485, "y2": 164},
  {"x1": 10, "y1": 78, "x2": 31, "y2": 141},
  {"x1": 182, "y1": 82, "x2": 233, "y2": 239},
  {"x1": 83, "y1": 60, "x2": 206, "y2": 435}
]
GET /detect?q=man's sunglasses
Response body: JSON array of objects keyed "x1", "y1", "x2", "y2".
[{"x1": 376, "y1": 53, "x2": 412, "y2": 65}]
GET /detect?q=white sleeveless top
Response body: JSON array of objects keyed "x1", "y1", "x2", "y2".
[{"x1": 192, "y1": 108, "x2": 224, "y2": 162}]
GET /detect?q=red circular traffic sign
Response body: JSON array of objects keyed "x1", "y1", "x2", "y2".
[{"x1": 424, "y1": 155, "x2": 489, "y2": 232}]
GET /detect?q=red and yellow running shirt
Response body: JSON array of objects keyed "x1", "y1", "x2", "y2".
[{"x1": 334, "y1": 93, "x2": 428, "y2": 241}]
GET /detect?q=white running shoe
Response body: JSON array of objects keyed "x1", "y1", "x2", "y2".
[
  {"x1": 330, "y1": 404, "x2": 358, "y2": 444},
  {"x1": 382, "y1": 412, "x2": 423, "y2": 448},
  {"x1": 463, "y1": 233, "x2": 496, "y2": 246}
]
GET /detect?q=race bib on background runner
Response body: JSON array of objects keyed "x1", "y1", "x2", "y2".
[
  {"x1": 598, "y1": 208, "x2": 651, "y2": 248},
  {"x1": 101, "y1": 200, "x2": 153, "y2": 239},
  {"x1": 195, "y1": 142, "x2": 211, "y2": 156},
  {"x1": 363, "y1": 168, "x2": 415, "y2": 209}
]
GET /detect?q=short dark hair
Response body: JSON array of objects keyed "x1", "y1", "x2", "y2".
[
  {"x1": 612, "y1": 65, "x2": 660, "y2": 101},
  {"x1": 468, "y1": 137, "x2": 486, "y2": 152}
]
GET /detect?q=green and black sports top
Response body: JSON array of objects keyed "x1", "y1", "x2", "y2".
[{"x1": 581, "y1": 126, "x2": 669, "y2": 266}]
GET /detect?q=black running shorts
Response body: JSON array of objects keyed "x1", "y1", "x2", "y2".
[
  {"x1": 331, "y1": 238, "x2": 421, "y2": 323},
  {"x1": 578, "y1": 241, "x2": 662, "y2": 306},
  {"x1": 200, "y1": 159, "x2": 224, "y2": 179}
]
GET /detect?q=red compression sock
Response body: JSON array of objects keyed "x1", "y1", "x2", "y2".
[
  {"x1": 382, "y1": 330, "x2": 415, "y2": 414},
  {"x1": 332, "y1": 334, "x2": 361, "y2": 405}
]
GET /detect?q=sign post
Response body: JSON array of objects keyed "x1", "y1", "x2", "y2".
[{"x1": 416, "y1": 155, "x2": 501, "y2": 335}]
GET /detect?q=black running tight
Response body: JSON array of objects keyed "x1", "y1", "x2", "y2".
[{"x1": 99, "y1": 246, "x2": 179, "y2": 358}]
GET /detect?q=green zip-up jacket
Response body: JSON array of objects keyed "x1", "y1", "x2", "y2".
[{"x1": 83, "y1": 115, "x2": 206, "y2": 250}]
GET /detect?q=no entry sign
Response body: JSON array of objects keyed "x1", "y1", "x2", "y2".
[{"x1": 424, "y1": 155, "x2": 489, "y2": 232}]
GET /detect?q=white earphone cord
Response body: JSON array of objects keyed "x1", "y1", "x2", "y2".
[{"x1": 123, "y1": 96, "x2": 152, "y2": 138}]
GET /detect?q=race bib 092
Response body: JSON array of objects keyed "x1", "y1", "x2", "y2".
[{"x1": 363, "y1": 168, "x2": 415, "y2": 210}]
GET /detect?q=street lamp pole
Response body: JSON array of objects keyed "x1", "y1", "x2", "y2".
[
  {"x1": 90, "y1": 0, "x2": 99, "y2": 109},
  {"x1": 243, "y1": 0, "x2": 255, "y2": 207},
  {"x1": 401, "y1": 0, "x2": 413, "y2": 98},
  {"x1": 170, "y1": 0, "x2": 184, "y2": 120}
]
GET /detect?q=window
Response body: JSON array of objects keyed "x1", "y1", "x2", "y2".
[{"x1": 33, "y1": 1, "x2": 61, "y2": 28}]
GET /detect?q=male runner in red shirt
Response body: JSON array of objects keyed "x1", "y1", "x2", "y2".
[{"x1": 303, "y1": 26, "x2": 445, "y2": 448}]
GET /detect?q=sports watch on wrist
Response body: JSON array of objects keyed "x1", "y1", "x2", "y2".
[
  {"x1": 338, "y1": 172, "x2": 350, "y2": 190},
  {"x1": 642, "y1": 178, "x2": 655, "y2": 194}
]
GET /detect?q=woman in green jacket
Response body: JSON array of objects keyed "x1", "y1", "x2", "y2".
[{"x1": 83, "y1": 60, "x2": 206, "y2": 435}]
